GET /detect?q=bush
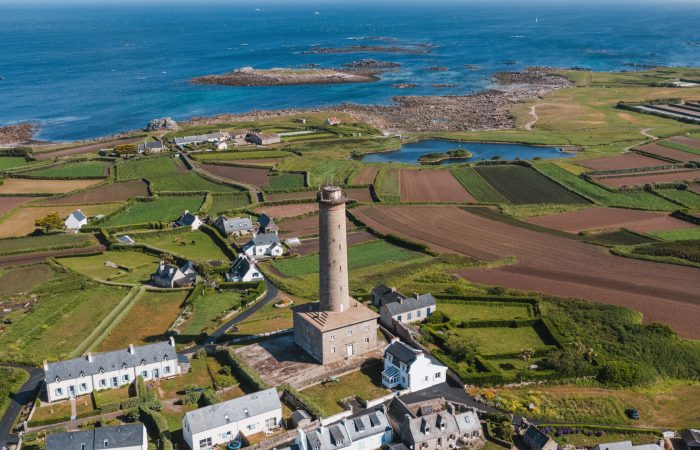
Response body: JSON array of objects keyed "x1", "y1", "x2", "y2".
[
  {"x1": 597, "y1": 361, "x2": 655, "y2": 387},
  {"x1": 139, "y1": 405, "x2": 170, "y2": 441},
  {"x1": 125, "y1": 408, "x2": 141, "y2": 422},
  {"x1": 199, "y1": 389, "x2": 219, "y2": 407}
]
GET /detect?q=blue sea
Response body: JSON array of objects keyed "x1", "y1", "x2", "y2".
[{"x1": 1, "y1": 0, "x2": 699, "y2": 141}]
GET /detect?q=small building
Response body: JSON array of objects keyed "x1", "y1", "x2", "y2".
[
  {"x1": 152, "y1": 260, "x2": 197, "y2": 288},
  {"x1": 182, "y1": 388, "x2": 282, "y2": 450},
  {"x1": 176, "y1": 210, "x2": 203, "y2": 230},
  {"x1": 371, "y1": 284, "x2": 407, "y2": 307},
  {"x1": 592, "y1": 441, "x2": 664, "y2": 450},
  {"x1": 257, "y1": 213, "x2": 279, "y2": 234},
  {"x1": 290, "y1": 409, "x2": 312, "y2": 429},
  {"x1": 294, "y1": 118, "x2": 307, "y2": 124},
  {"x1": 382, "y1": 339, "x2": 447, "y2": 392},
  {"x1": 285, "y1": 237, "x2": 301, "y2": 248},
  {"x1": 243, "y1": 233, "x2": 284, "y2": 258},
  {"x1": 521, "y1": 423, "x2": 558, "y2": 450},
  {"x1": 213, "y1": 215, "x2": 254, "y2": 237},
  {"x1": 174, "y1": 132, "x2": 230, "y2": 148},
  {"x1": 380, "y1": 293, "x2": 436, "y2": 327},
  {"x1": 325, "y1": 117, "x2": 342, "y2": 126},
  {"x1": 46, "y1": 424, "x2": 147, "y2": 450},
  {"x1": 226, "y1": 254, "x2": 264, "y2": 283},
  {"x1": 44, "y1": 340, "x2": 179, "y2": 403},
  {"x1": 296, "y1": 407, "x2": 393, "y2": 450},
  {"x1": 683, "y1": 429, "x2": 700, "y2": 450},
  {"x1": 64, "y1": 209, "x2": 88, "y2": 230},
  {"x1": 397, "y1": 402, "x2": 483, "y2": 450},
  {"x1": 215, "y1": 141, "x2": 228, "y2": 150},
  {"x1": 246, "y1": 131, "x2": 281, "y2": 146},
  {"x1": 117, "y1": 235, "x2": 136, "y2": 245},
  {"x1": 137, "y1": 141, "x2": 165, "y2": 154}
]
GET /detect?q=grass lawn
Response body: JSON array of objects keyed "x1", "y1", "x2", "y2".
[
  {"x1": 229, "y1": 296, "x2": 311, "y2": 337},
  {"x1": 210, "y1": 192, "x2": 250, "y2": 213},
  {"x1": 0, "y1": 156, "x2": 41, "y2": 171},
  {"x1": 276, "y1": 156, "x2": 360, "y2": 187},
  {"x1": 98, "y1": 289, "x2": 189, "y2": 351},
  {"x1": 102, "y1": 195, "x2": 204, "y2": 227},
  {"x1": 299, "y1": 362, "x2": 389, "y2": 417},
  {"x1": 649, "y1": 227, "x2": 700, "y2": 241},
  {"x1": 374, "y1": 167, "x2": 401, "y2": 202},
  {"x1": 0, "y1": 367, "x2": 29, "y2": 419},
  {"x1": 266, "y1": 172, "x2": 306, "y2": 191},
  {"x1": 30, "y1": 399, "x2": 73, "y2": 424},
  {"x1": 116, "y1": 156, "x2": 180, "y2": 180},
  {"x1": 180, "y1": 288, "x2": 242, "y2": 338},
  {"x1": 451, "y1": 167, "x2": 510, "y2": 204},
  {"x1": 456, "y1": 325, "x2": 552, "y2": 356},
  {"x1": 438, "y1": 301, "x2": 534, "y2": 322},
  {"x1": 0, "y1": 264, "x2": 54, "y2": 296},
  {"x1": 133, "y1": 229, "x2": 229, "y2": 262},
  {"x1": 657, "y1": 188, "x2": 700, "y2": 209},
  {"x1": 26, "y1": 161, "x2": 110, "y2": 178},
  {"x1": 151, "y1": 172, "x2": 243, "y2": 193},
  {"x1": 0, "y1": 233, "x2": 96, "y2": 257},
  {"x1": 58, "y1": 250, "x2": 161, "y2": 283},
  {"x1": 159, "y1": 356, "x2": 235, "y2": 398},
  {"x1": 93, "y1": 385, "x2": 132, "y2": 408},
  {"x1": 0, "y1": 271, "x2": 129, "y2": 364}
]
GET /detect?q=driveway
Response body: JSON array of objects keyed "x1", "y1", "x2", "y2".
[{"x1": 0, "y1": 364, "x2": 43, "y2": 448}]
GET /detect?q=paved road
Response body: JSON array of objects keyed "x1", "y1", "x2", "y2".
[
  {"x1": 0, "y1": 364, "x2": 44, "y2": 448},
  {"x1": 210, "y1": 280, "x2": 279, "y2": 341}
]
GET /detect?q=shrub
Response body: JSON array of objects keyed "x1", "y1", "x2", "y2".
[
  {"x1": 199, "y1": 389, "x2": 219, "y2": 407},
  {"x1": 138, "y1": 405, "x2": 170, "y2": 441},
  {"x1": 597, "y1": 361, "x2": 655, "y2": 387}
]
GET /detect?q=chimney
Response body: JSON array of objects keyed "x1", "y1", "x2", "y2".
[
  {"x1": 446, "y1": 403, "x2": 455, "y2": 415},
  {"x1": 87, "y1": 352, "x2": 93, "y2": 363},
  {"x1": 225, "y1": 414, "x2": 230, "y2": 423},
  {"x1": 128, "y1": 344, "x2": 135, "y2": 355},
  {"x1": 169, "y1": 336, "x2": 176, "y2": 347},
  {"x1": 43, "y1": 360, "x2": 49, "y2": 371}
]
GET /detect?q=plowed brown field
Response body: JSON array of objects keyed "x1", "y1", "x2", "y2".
[
  {"x1": 293, "y1": 231, "x2": 376, "y2": 256},
  {"x1": 39, "y1": 180, "x2": 149, "y2": 205},
  {"x1": 524, "y1": 207, "x2": 696, "y2": 234},
  {"x1": 352, "y1": 205, "x2": 700, "y2": 338},
  {"x1": 400, "y1": 170, "x2": 475, "y2": 203},
  {"x1": 668, "y1": 136, "x2": 700, "y2": 150},
  {"x1": 255, "y1": 203, "x2": 318, "y2": 219},
  {"x1": 345, "y1": 187, "x2": 374, "y2": 203},
  {"x1": 0, "y1": 197, "x2": 41, "y2": 215},
  {"x1": 265, "y1": 191, "x2": 317, "y2": 202},
  {"x1": 579, "y1": 153, "x2": 666, "y2": 170},
  {"x1": 353, "y1": 166, "x2": 380, "y2": 185},
  {"x1": 201, "y1": 164, "x2": 270, "y2": 187},
  {"x1": 0, "y1": 178, "x2": 101, "y2": 195},
  {"x1": 636, "y1": 143, "x2": 697, "y2": 163},
  {"x1": 278, "y1": 214, "x2": 352, "y2": 238},
  {"x1": 593, "y1": 170, "x2": 700, "y2": 188}
]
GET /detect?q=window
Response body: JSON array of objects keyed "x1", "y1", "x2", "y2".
[
  {"x1": 330, "y1": 347, "x2": 336, "y2": 354},
  {"x1": 407, "y1": 312, "x2": 413, "y2": 320},
  {"x1": 435, "y1": 372, "x2": 442, "y2": 379},
  {"x1": 141, "y1": 370, "x2": 148, "y2": 378},
  {"x1": 417, "y1": 309, "x2": 422, "y2": 318},
  {"x1": 55, "y1": 388, "x2": 63, "y2": 397},
  {"x1": 427, "y1": 307, "x2": 432, "y2": 316},
  {"x1": 99, "y1": 379, "x2": 107, "y2": 387},
  {"x1": 265, "y1": 418, "x2": 277, "y2": 429},
  {"x1": 365, "y1": 337, "x2": 370, "y2": 343},
  {"x1": 122, "y1": 375, "x2": 130, "y2": 382},
  {"x1": 347, "y1": 329, "x2": 353, "y2": 335},
  {"x1": 397, "y1": 315, "x2": 402, "y2": 321},
  {"x1": 103, "y1": 439, "x2": 109, "y2": 447},
  {"x1": 247, "y1": 424, "x2": 256, "y2": 431},
  {"x1": 80, "y1": 383, "x2": 87, "y2": 392},
  {"x1": 164, "y1": 365, "x2": 171, "y2": 374},
  {"x1": 330, "y1": 334, "x2": 336, "y2": 341},
  {"x1": 199, "y1": 437, "x2": 212, "y2": 449},
  {"x1": 221, "y1": 431, "x2": 232, "y2": 440},
  {"x1": 81, "y1": 444, "x2": 86, "y2": 450}
]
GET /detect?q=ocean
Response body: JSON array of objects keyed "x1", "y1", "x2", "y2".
[{"x1": 1, "y1": 0, "x2": 699, "y2": 141}]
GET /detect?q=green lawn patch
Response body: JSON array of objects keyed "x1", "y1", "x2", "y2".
[
  {"x1": 116, "y1": 157, "x2": 180, "y2": 180},
  {"x1": 133, "y1": 229, "x2": 229, "y2": 262},
  {"x1": 228, "y1": 297, "x2": 312, "y2": 337},
  {"x1": 657, "y1": 188, "x2": 700, "y2": 209},
  {"x1": 266, "y1": 172, "x2": 306, "y2": 192},
  {"x1": 455, "y1": 325, "x2": 553, "y2": 356},
  {"x1": 210, "y1": 193, "x2": 250, "y2": 213},
  {"x1": 439, "y1": 301, "x2": 534, "y2": 322},
  {"x1": 451, "y1": 167, "x2": 510, "y2": 204},
  {"x1": 276, "y1": 156, "x2": 360, "y2": 186},
  {"x1": 474, "y1": 165, "x2": 589, "y2": 205},
  {"x1": 658, "y1": 140, "x2": 700, "y2": 156},
  {"x1": 0, "y1": 156, "x2": 42, "y2": 171},
  {"x1": 0, "y1": 233, "x2": 96, "y2": 257},
  {"x1": 93, "y1": 385, "x2": 132, "y2": 408},
  {"x1": 181, "y1": 289, "x2": 243, "y2": 337},
  {"x1": 374, "y1": 167, "x2": 401, "y2": 202},
  {"x1": 26, "y1": 161, "x2": 110, "y2": 178},
  {"x1": 0, "y1": 367, "x2": 29, "y2": 419},
  {"x1": 102, "y1": 196, "x2": 204, "y2": 227},
  {"x1": 58, "y1": 250, "x2": 161, "y2": 283},
  {"x1": 535, "y1": 162, "x2": 679, "y2": 210}
]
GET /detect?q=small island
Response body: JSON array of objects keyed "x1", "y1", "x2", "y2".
[
  {"x1": 192, "y1": 66, "x2": 379, "y2": 87},
  {"x1": 418, "y1": 148, "x2": 473, "y2": 165}
]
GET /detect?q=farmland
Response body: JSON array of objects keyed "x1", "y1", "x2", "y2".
[
  {"x1": 451, "y1": 167, "x2": 510, "y2": 204},
  {"x1": 0, "y1": 197, "x2": 38, "y2": 215},
  {"x1": 0, "y1": 156, "x2": 40, "y2": 171},
  {"x1": 635, "y1": 143, "x2": 697, "y2": 163},
  {"x1": 265, "y1": 190, "x2": 316, "y2": 202},
  {"x1": 200, "y1": 163, "x2": 269, "y2": 187},
  {"x1": 24, "y1": 160, "x2": 110, "y2": 178},
  {"x1": 39, "y1": 179, "x2": 149, "y2": 205},
  {"x1": 293, "y1": 231, "x2": 376, "y2": 256},
  {"x1": 0, "y1": 203, "x2": 123, "y2": 237},
  {"x1": 57, "y1": 250, "x2": 161, "y2": 284},
  {"x1": 0, "y1": 178, "x2": 101, "y2": 195},
  {"x1": 0, "y1": 233, "x2": 96, "y2": 256},
  {"x1": 474, "y1": 165, "x2": 588, "y2": 205},
  {"x1": 150, "y1": 172, "x2": 244, "y2": 193},
  {"x1": 649, "y1": 228, "x2": 700, "y2": 241},
  {"x1": 210, "y1": 192, "x2": 251, "y2": 213},
  {"x1": 0, "y1": 264, "x2": 55, "y2": 295},
  {"x1": 116, "y1": 156, "x2": 180, "y2": 180},
  {"x1": 254, "y1": 202, "x2": 318, "y2": 219},
  {"x1": 593, "y1": 169, "x2": 700, "y2": 188},
  {"x1": 400, "y1": 169, "x2": 475, "y2": 203},
  {"x1": 266, "y1": 172, "x2": 306, "y2": 191},
  {"x1": 101, "y1": 195, "x2": 204, "y2": 227},
  {"x1": 352, "y1": 166, "x2": 380, "y2": 184},
  {"x1": 344, "y1": 187, "x2": 374, "y2": 203},
  {"x1": 453, "y1": 325, "x2": 553, "y2": 355},
  {"x1": 133, "y1": 229, "x2": 229, "y2": 262},
  {"x1": 98, "y1": 289, "x2": 189, "y2": 351},
  {"x1": 192, "y1": 150, "x2": 290, "y2": 161},
  {"x1": 578, "y1": 153, "x2": 668, "y2": 170},
  {"x1": 657, "y1": 188, "x2": 700, "y2": 209},
  {"x1": 374, "y1": 167, "x2": 401, "y2": 202},
  {"x1": 659, "y1": 139, "x2": 700, "y2": 156},
  {"x1": 438, "y1": 301, "x2": 534, "y2": 322},
  {"x1": 351, "y1": 205, "x2": 700, "y2": 338}
]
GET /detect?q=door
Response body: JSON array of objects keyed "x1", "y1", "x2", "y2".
[
  {"x1": 68, "y1": 385, "x2": 75, "y2": 397},
  {"x1": 346, "y1": 344, "x2": 354, "y2": 357}
]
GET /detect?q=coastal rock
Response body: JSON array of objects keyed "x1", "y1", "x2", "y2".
[
  {"x1": 493, "y1": 67, "x2": 573, "y2": 89},
  {"x1": 145, "y1": 117, "x2": 178, "y2": 131},
  {"x1": 0, "y1": 123, "x2": 36, "y2": 146},
  {"x1": 426, "y1": 66, "x2": 449, "y2": 71},
  {"x1": 392, "y1": 83, "x2": 418, "y2": 89},
  {"x1": 343, "y1": 59, "x2": 401, "y2": 69},
  {"x1": 192, "y1": 67, "x2": 379, "y2": 87}
]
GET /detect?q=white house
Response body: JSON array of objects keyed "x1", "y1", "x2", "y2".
[
  {"x1": 174, "y1": 132, "x2": 230, "y2": 148},
  {"x1": 44, "y1": 340, "x2": 180, "y2": 403},
  {"x1": 137, "y1": 141, "x2": 166, "y2": 154},
  {"x1": 225, "y1": 254, "x2": 264, "y2": 283},
  {"x1": 243, "y1": 233, "x2": 284, "y2": 258},
  {"x1": 215, "y1": 141, "x2": 228, "y2": 150},
  {"x1": 325, "y1": 117, "x2": 342, "y2": 126},
  {"x1": 296, "y1": 407, "x2": 392, "y2": 450},
  {"x1": 176, "y1": 210, "x2": 203, "y2": 230},
  {"x1": 64, "y1": 209, "x2": 88, "y2": 230},
  {"x1": 380, "y1": 293, "x2": 436, "y2": 327},
  {"x1": 382, "y1": 339, "x2": 447, "y2": 392},
  {"x1": 182, "y1": 388, "x2": 282, "y2": 450},
  {"x1": 152, "y1": 260, "x2": 197, "y2": 288},
  {"x1": 46, "y1": 424, "x2": 148, "y2": 450}
]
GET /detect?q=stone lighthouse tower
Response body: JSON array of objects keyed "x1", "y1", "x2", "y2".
[
  {"x1": 293, "y1": 186, "x2": 379, "y2": 365},
  {"x1": 318, "y1": 186, "x2": 350, "y2": 313}
]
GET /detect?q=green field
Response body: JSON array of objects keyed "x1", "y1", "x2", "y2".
[
  {"x1": 0, "y1": 270, "x2": 129, "y2": 364},
  {"x1": 438, "y1": 301, "x2": 534, "y2": 322},
  {"x1": 631, "y1": 238, "x2": 700, "y2": 264},
  {"x1": 657, "y1": 188, "x2": 700, "y2": 209},
  {"x1": 276, "y1": 156, "x2": 359, "y2": 186},
  {"x1": 451, "y1": 167, "x2": 510, "y2": 204},
  {"x1": 649, "y1": 227, "x2": 700, "y2": 241},
  {"x1": 272, "y1": 240, "x2": 422, "y2": 277},
  {"x1": 151, "y1": 172, "x2": 243, "y2": 193},
  {"x1": 102, "y1": 195, "x2": 204, "y2": 226},
  {"x1": 26, "y1": 161, "x2": 110, "y2": 178},
  {"x1": 210, "y1": 193, "x2": 251, "y2": 213},
  {"x1": 266, "y1": 172, "x2": 306, "y2": 191},
  {"x1": 658, "y1": 140, "x2": 700, "y2": 156},
  {"x1": 229, "y1": 297, "x2": 312, "y2": 337},
  {"x1": 134, "y1": 229, "x2": 229, "y2": 262},
  {"x1": 0, "y1": 233, "x2": 96, "y2": 256},
  {"x1": 474, "y1": 165, "x2": 589, "y2": 205},
  {"x1": 58, "y1": 250, "x2": 161, "y2": 284},
  {"x1": 454, "y1": 325, "x2": 553, "y2": 356},
  {"x1": 535, "y1": 162, "x2": 680, "y2": 210},
  {"x1": 0, "y1": 156, "x2": 43, "y2": 171},
  {"x1": 0, "y1": 264, "x2": 55, "y2": 296},
  {"x1": 193, "y1": 150, "x2": 291, "y2": 161},
  {"x1": 0, "y1": 367, "x2": 29, "y2": 419},
  {"x1": 181, "y1": 288, "x2": 243, "y2": 338},
  {"x1": 116, "y1": 156, "x2": 180, "y2": 180},
  {"x1": 374, "y1": 167, "x2": 401, "y2": 202}
]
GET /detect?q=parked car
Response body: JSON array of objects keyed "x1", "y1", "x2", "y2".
[{"x1": 626, "y1": 408, "x2": 640, "y2": 420}]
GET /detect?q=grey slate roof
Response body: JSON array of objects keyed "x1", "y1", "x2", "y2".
[
  {"x1": 251, "y1": 233, "x2": 281, "y2": 246},
  {"x1": 342, "y1": 409, "x2": 390, "y2": 443},
  {"x1": 70, "y1": 210, "x2": 87, "y2": 222},
  {"x1": 385, "y1": 340, "x2": 421, "y2": 366},
  {"x1": 184, "y1": 387, "x2": 281, "y2": 435},
  {"x1": 383, "y1": 293, "x2": 436, "y2": 316},
  {"x1": 372, "y1": 284, "x2": 407, "y2": 305},
  {"x1": 138, "y1": 141, "x2": 164, "y2": 152},
  {"x1": 593, "y1": 442, "x2": 663, "y2": 450},
  {"x1": 46, "y1": 424, "x2": 145, "y2": 449},
  {"x1": 45, "y1": 341, "x2": 176, "y2": 382},
  {"x1": 403, "y1": 411, "x2": 459, "y2": 444},
  {"x1": 228, "y1": 255, "x2": 254, "y2": 278},
  {"x1": 257, "y1": 213, "x2": 279, "y2": 232},
  {"x1": 455, "y1": 410, "x2": 481, "y2": 434},
  {"x1": 305, "y1": 422, "x2": 350, "y2": 450},
  {"x1": 214, "y1": 216, "x2": 254, "y2": 235},
  {"x1": 684, "y1": 429, "x2": 700, "y2": 446},
  {"x1": 523, "y1": 425, "x2": 554, "y2": 450},
  {"x1": 176, "y1": 210, "x2": 198, "y2": 227}
]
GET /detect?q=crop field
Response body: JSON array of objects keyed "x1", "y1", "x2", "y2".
[
  {"x1": 0, "y1": 233, "x2": 96, "y2": 257},
  {"x1": 255, "y1": 202, "x2": 318, "y2": 219},
  {"x1": 278, "y1": 214, "x2": 327, "y2": 238},
  {"x1": 524, "y1": 207, "x2": 696, "y2": 234},
  {"x1": 58, "y1": 250, "x2": 161, "y2": 284},
  {"x1": 351, "y1": 205, "x2": 700, "y2": 338},
  {"x1": 181, "y1": 288, "x2": 242, "y2": 338},
  {"x1": 352, "y1": 166, "x2": 380, "y2": 184},
  {"x1": 659, "y1": 139, "x2": 700, "y2": 156},
  {"x1": 578, "y1": 153, "x2": 668, "y2": 170},
  {"x1": 667, "y1": 135, "x2": 700, "y2": 150},
  {"x1": 649, "y1": 227, "x2": 700, "y2": 241},
  {"x1": 593, "y1": 169, "x2": 700, "y2": 188},
  {"x1": 39, "y1": 179, "x2": 149, "y2": 205},
  {"x1": 116, "y1": 156, "x2": 180, "y2": 180},
  {"x1": 400, "y1": 169, "x2": 476, "y2": 203},
  {"x1": 193, "y1": 150, "x2": 290, "y2": 161},
  {"x1": 451, "y1": 167, "x2": 510, "y2": 204},
  {"x1": 101, "y1": 195, "x2": 204, "y2": 227},
  {"x1": 535, "y1": 162, "x2": 679, "y2": 210},
  {"x1": 200, "y1": 163, "x2": 270, "y2": 187},
  {"x1": 210, "y1": 192, "x2": 250, "y2": 213},
  {"x1": 631, "y1": 239, "x2": 700, "y2": 265},
  {"x1": 265, "y1": 190, "x2": 316, "y2": 202},
  {"x1": 0, "y1": 203, "x2": 123, "y2": 237},
  {"x1": 345, "y1": 187, "x2": 374, "y2": 203},
  {"x1": 0, "y1": 264, "x2": 54, "y2": 295},
  {"x1": 98, "y1": 289, "x2": 189, "y2": 351},
  {"x1": 134, "y1": 229, "x2": 229, "y2": 262},
  {"x1": 658, "y1": 188, "x2": 700, "y2": 209},
  {"x1": 0, "y1": 197, "x2": 38, "y2": 215},
  {"x1": 438, "y1": 301, "x2": 533, "y2": 322},
  {"x1": 0, "y1": 270, "x2": 129, "y2": 364},
  {"x1": 150, "y1": 172, "x2": 243, "y2": 193},
  {"x1": 293, "y1": 231, "x2": 377, "y2": 256},
  {"x1": 25, "y1": 160, "x2": 110, "y2": 178},
  {"x1": 267, "y1": 172, "x2": 306, "y2": 191},
  {"x1": 455, "y1": 325, "x2": 553, "y2": 355},
  {"x1": 0, "y1": 178, "x2": 101, "y2": 194},
  {"x1": 276, "y1": 156, "x2": 359, "y2": 187},
  {"x1": 635, "y1": 143, "x2": 697, "y2": 163},
  {"x1": 374, "y1": 167, "x2": 401, "y2": 202},
  {"x1": 474, "y1": 165, "x2": 588, "y2": 205}
]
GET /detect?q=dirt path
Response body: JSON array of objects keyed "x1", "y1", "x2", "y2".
[
  {"x1": 524, "y1": 104, "x2": 540, "y2": 131},
  {"x1": 641, "y1": 128, "x2": 658, "y2": 140}
]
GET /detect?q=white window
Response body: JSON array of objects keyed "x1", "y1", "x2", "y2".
[
  {"x1": 164, "y1": 366, "x2": 171, "y2": 374},
  {"x1": 99, "y1": 379, "x2": 107, "y2": 387},
  {"x1": 199, "y1": 437, "x2": 212, "y2": 449},
  {"x1": 141, "y1": 370, "x2": 148, "y2": 378},
  {"x1": 122, "y1": 375, "x2": 130, "y2": 382},
  {"x1": 265, "y1": 418, "x2": 276, "y2": 428},
  {"x1": 55, "y1": 388, "x2": 63, "y2": 397},
  {"x1": 435, "y1": 372, "x2": 441, "y2": 379},
  {"x1": 330, "y1": 347, "x2": 336, "y2": 354},
  {"x1": 407, "y1": 312, "x2": 413, "y2": 320},
  {"x1": 417, "y1": 309, "x2": 422, "y2": 317},
  {"x1": 221, "y1": 431, "x2": 232, "y2": 440},
  {"x1": 247, "y1": 424, "x2": 256, "y2": 431},
  {"x1": 80, "y1": 383, "x2": 87, "y2": 392},
  {"x1": 330, "y1": 334, "x2": 336, "y2": 341}
]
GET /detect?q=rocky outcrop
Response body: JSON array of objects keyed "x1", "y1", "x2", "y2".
[
  {"x1": 0, "y1": 123, "x2": 36, "y2": 146},
  {"x1": 342, "y1": 59, "x2": 401, "y2": 69},
  {"x1": 303, "y1": 45, "x2": 431, "y2": 55},
  {"x1": 145, "y1": 117, "x2": 178, "y2": 131},
  {"x1": 192, "y1": 67, "x2": 379, "y2": 87},
  {"x1": 493, "y1": 67, "x2": 573, "y2": 89}
]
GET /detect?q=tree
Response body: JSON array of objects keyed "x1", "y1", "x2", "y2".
[
  {"x1": 114, "y1": 144, "x2": 137, "y2": 157},
  {"x1": 445, "y1": 334, "x2": 479, "y2": 362},
  {"x1": 520, "y1": 348, "x2": 535, "y2": 370},
  {"x1": 35, "y1": 212, "x2": 63, "y2": 233}
]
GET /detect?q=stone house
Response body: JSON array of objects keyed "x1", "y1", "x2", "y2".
[
  {"x1": 137, "y1": 141, "x2": 165, "y2": 154},
  {"x1": 395, "y1": 401, "x2": 484, "y2": 450},
  {"x1": 246, "y1": 131, "x2": 281, "y2": 145},
  {"x1": 46, "y1": 424, "x2": 147, "y2": 450},
  {"x1": 371, "y1": 284, "x2": 407, "y2": 307},
  {"x1": 152, "y1": 260, "x2": 197, "y2": 288},
  {"x1": 380, "y1": 293, "x2": 436, "y2": 327},
  {"x1": 382, "y1": 339, "x2": 447, "y2": 392},
  {"x1": 257, "y1": 213, "x2": 279, "y2": 234},
  {"x1": 521, "y1": 423, "x2": 558, "y2": 450}
]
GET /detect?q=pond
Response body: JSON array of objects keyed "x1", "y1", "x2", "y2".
[{"x1": 360, "y1": 139, "x2": 573, "y2": 165}]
